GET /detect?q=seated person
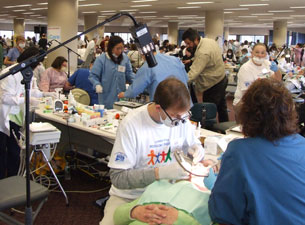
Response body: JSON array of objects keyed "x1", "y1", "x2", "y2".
[
  {"x1": 239, "y1": 48, "x2": 250, "y2": 65},
  {"x1": 39, "y1": 56, "x2": 70, "y2": 92},
  {"x1": 64, "y1": 59, "x2": 98, "y2": 106},
  {"x1": 223, "y1": 49, "x2": 236, "y2": 63},
  {"x1": 209, "y1": 78, "x2": 305, "y2": 225}
]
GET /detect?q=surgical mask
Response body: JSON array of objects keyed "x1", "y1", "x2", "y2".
[
  {"x1": 227, "y1": 53, "x2": 232, "y2": 56},
  {"x1": 112, "y1": 53, "x2": 118, "y2": 58},
  {"x1": 61, "y1": 66, "x2": 67, "y2": 72},
  {"x1": 19, "y1": 43, "x2": 25, "y2": 49},
  {"x1": 159, "y1": 112, "x2": 177, "y2": 127},
  {"x1": 252, "y1": 56, "x2": 265, "y2": 65}
]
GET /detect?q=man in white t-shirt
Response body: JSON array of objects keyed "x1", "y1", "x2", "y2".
[
  {"x1": 233, "y1": 43, "x2": 282, "y2": 111},
  {"x1": 100, "y1": 77, "x2": 212, "y2": 225}
]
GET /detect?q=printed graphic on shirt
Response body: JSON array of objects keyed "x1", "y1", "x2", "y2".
[
  {"x1": 114, "y1": 152, "x2": 127, "y2": 162},
  {"x1": 147, "y1": 139, "x2": 178, "y2": 165}
]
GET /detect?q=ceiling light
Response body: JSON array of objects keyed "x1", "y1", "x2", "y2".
[
  {"x1": 187, "y1": 2, "x2": 213, "y2": 4},
  {"x1": 238, "y1": 16, "x2": 257, "y2": 18},
  {"x1": 79, "y1": 4, "x2": 102, "y2": 7},
  {"x1": 224, "y1": 12, "x2": 233, "y2": 14},
  {"x1": 240, "y1": 4, "x2": 268, "y2": 7},
  {"x1": 164, "y1": 15, "x2": 179, "y2": 17},
  {"x1": 224, "y1": 8, "x2": 248, "y2": 11},
  {"x1": 4, "y1": 4, "x2": 32, "y2": 8},
  {"x1": 13, "y1": 9, "x2": 26, "y2": 12},
  {"x1": 251, "y1": 13, "x2": 273, "y2": 16},
  {"x1": 100, "y1": 10, "x2": 116, "y2": 13},
  {"x1": 82, "y1": 11, "x2": 97, "y2": 14},
  {"x1": 268, "y1": 10, "x2": 294, "y2": 12},
  {"x1": 291, "y1": 15, "x2": 305, "y2": 17},
  {"x1": 290, "y1": 6, "x2": 305, "y2": 9},
  {"x1": 23, "y1": 12, "x2": 34, "y2": 14},
  {"x1": 177, "y1": 6, "x2": 201, "y2": 9},
  {"x1": 132, "y1": 0, "x2": 157, "y2": 2},
  {"x1": 30, "y1": 8, "x2": 48, "y2": 10},
  {"x1": 139, "y1": 11, "x2": 157, "y2": 13},
  {"x1": 101, "y1": 13, "x2": 115, "y2": 15},
  {"x1": 37, "y1": 2, "x2": 48, "y2": 5},
  {"x1": 130, "y1": 5, "x2": 152, "y2": 7},
  {"x1": 30, "y1": 15, "x2": 41, "y2": 17},
  {"x1": 120, "y1": 9, "x2": 138, "y2": 12}
]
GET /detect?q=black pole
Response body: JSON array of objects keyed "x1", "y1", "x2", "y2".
[
  {"x1": 68, "y1": 48, "x2": 71, "y2": 78},
  {"x1": 0, "y1": 13, "x2": 140, "y2": 225}
]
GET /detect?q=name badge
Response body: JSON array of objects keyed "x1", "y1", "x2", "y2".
[{"x1": 118, "y1": 65, "x2": 126, "y2": 73}]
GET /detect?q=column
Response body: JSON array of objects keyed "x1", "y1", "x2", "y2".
[
  {"x1": 273, "y1": 20, "x2": 287, "y2": 47},
  {"x1": 224, "y1": 27, "x2": 229, "y2": 41},
  {"x1": 47, "y1": 0, "x2": 78, "y2": 71},
  {"x1": 205, "y1": 11, "x2": 224, "y2": 40},
  {"x1": 84, "y1": 14, "x2": 98, "y2": 41},
  {"x1": 167, "y1": 22, "x2": 178, "y2": 45},
  {"x1": 97, "y1": 19, "x2": 105, "y2": 46},
  {"x1": 13, "y1": 18, "x2": 25, "y2": 44}
]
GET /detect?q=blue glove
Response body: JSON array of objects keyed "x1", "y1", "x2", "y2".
[
  {"x1": 270, "y1": 61, "x2": 279, "y2": 72},
  {"x1": 204, "y1": 168, "x2": 217, "y2": 190}
]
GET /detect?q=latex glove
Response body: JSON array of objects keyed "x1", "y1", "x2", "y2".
[
  {"x1": 30, "y1": 97, "x2": 40, "y2": 107},
  {"x1": 270, "y1": 61, "x2": 279, "y2": 72},
  {"x1": 96, "y1": 84, "x2": 103, "y2": 93},
  {"x1": 203, "y1": 167, "x2": 217, "y2": 190},
  {"x1": 158, "y1": 162, "x2": 189, "y2": 180},
  {"x1": 43, "y1": 92, "x2": 57, "y2": 98},
  {"x1": 188, "y1": 145, "x2": 205, "y2": 164}
]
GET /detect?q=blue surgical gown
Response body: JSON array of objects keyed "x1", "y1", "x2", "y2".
[
  {"x1": 209, "y1": 134, "x2": 305, "y2": 225},
  {"x1": 124, "y1": 53, "x2": 189, "y2": 101},
  {"x1": 89, "y1": 53, "x2": 134, "y2": 109}
]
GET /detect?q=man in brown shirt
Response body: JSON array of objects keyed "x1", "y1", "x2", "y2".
[{"x1": 182, "y1": 28, "x2": 228, "y2": 122}]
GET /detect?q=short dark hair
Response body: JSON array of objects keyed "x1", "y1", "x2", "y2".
[
  {"x1": 182, "y1": 28, "x2": 200, "y2": 42},
  {"x1": 107, "y1": 36, "x2": 124, "y2": 64},
  {"x1": 130, "y1": 43, "x2": 137, "y2": 51},
  {"x1": 17, "y1": 46, "x2": 42, "y2": 69},
  {"x1": 238, "y1": 78, "x2": 299, "y2": 142},
  {"x1": 154, "y1": 77, "x2": 190, "y2": 111},
  {"x1": 51, "y1": 56, "x2": 67, "y2": 69}
]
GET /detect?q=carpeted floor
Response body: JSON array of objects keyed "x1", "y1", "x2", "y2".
[{"x1": 0, "y1": 158, "x2": 111, "y2": 225}]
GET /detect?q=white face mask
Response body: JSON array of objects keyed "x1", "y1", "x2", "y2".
[
  {"x1": 61, "y1": 66, "x2": 68, "y2": 72},
  {"x1": 159, "y1": 111, "x2": 178, "y2": 127},
  {"x1": 19, "y1": 43, "x2": 25, "y2": 49},
  {"x1": 112, "y1": 53, "x2": 118, "y2": 58},
  {"x1": 252, "y1": 56, "x2": 265, "y2": 65}
]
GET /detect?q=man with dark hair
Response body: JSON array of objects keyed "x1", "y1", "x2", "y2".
[
  {"x1": 182, "y1": 28, "x2": 229, "y2": 122},
  {"x1": 100, "y1": 77, "x2": 212, "y2": 225}
]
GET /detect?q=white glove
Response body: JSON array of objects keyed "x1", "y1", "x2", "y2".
[
  {"x1": 188, "y1": 145, "x2": 205, "y2": 164},
  {"x1": 158, "y1": 162, "x2": 189, "y2": 180},
  {"x1": 96, "y1": 84, "x2": 103, "y2": 93},
  {"x1": 43, "y1": 92, "x2": 57, "y2": 98},
  {"x1": 30, "y1": 97, "x2": 40, "y2": 107}
]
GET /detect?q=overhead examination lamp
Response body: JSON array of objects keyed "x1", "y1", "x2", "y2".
[{"x1": 0, "y1": 12, "x2": 157, "y2": 225}]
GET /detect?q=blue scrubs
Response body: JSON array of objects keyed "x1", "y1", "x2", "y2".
[
  {"x1": 124, "y1": 53, "x2": 189, "y2": 101},
  {"x1": 89, "y1": 53, "x2": 134, "y2": 109},
  {"x1": 209, "y1": 134, "x2": 305, "y2": 225},
  {"x1": 68, "y1": 68, "x2": 98, "y2": 106},
  {"x1": 6, "y1": 47, "x2": 20, "y2": 63}
]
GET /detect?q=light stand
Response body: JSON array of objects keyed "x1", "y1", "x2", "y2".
[
  {"x1": 0, "y1": 12, "x2": 156, "y2": 225},
  {"x1": 49, "y1": 39, "x2": 81, "y2": 77}
]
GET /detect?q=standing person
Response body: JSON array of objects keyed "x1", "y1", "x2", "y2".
[
  {"x1": 38, "y1": 33, "x2": 48, "y2": 51},
  {"x1": 118, "y1": 50, "x2": 189, "y2": 101},
  {"x1": 233, "y1": 43, "x2": 282, "y2": 111},
  {"x1": 0, "y1": 47, "x2": 55, "y2": 179},
  {"x1": 127, "y1": 43, "x2": 143, "y2": 72},
  {"x1": 100, "y1": 35, "x2": 109, "y2": 52},
  {"x1": 89, "y1": 36, "x2": 134, "y2": 109},
  {"x1": 100, "y1": 77, "x2": 212, "y2": 225},
  {"x1": 39, "y1": 56, "x2": 70, "y2": 92},
  {"x1": 4, "y1": 36, "x2": 25, "y2": 66},
  {"x1": 293, "y1": 43, "x2": 303, "y2": 66},
  {"x1": 182, "y1": 28, "x2": 229, "y2": 122},
  {"x1": 209, "y1": 78, "x2": 305, "y2": 225}
]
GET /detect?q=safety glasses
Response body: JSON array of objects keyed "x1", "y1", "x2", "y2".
[{"x1": 162, "y1": 108, "x2": 192, "y2": 126}]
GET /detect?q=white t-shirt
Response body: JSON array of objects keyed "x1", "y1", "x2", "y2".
[
  {"x1": 108, "y1": 104, "x2": 202, "y2": 199},
  {"x1": 233, "y1": 59, "x2": 273, "y2": 106}
]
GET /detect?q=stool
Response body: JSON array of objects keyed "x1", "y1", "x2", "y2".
[{"x1": 0, "y1": 176, "x2": 48, "y2": 225}]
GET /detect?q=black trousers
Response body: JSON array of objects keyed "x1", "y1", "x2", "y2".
[
  {"x1": 203, "y1": 76, "x2": 229, "y2": 122},
  {"x1": 0, "y1": 121, "x2": 21, "y2": 179}
]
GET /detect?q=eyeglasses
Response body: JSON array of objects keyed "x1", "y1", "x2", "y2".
[{"x1": 162, "y1": 108, "x2": 192, "y2": 126}]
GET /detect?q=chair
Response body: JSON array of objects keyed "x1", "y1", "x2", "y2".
[
  {"x1": 190, "y1": 102, "x2": 237, "y2": 134},
  {"x1": 71, "y1": 88, "x2": 90, "y2": 105},
  {"x1": 0, "y1": 176, "x2": 48, "y2": 225}
]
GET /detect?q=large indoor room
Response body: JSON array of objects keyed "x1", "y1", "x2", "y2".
[{"x1": 0, "y1": 0, "x2": 305, "y2": 224}]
